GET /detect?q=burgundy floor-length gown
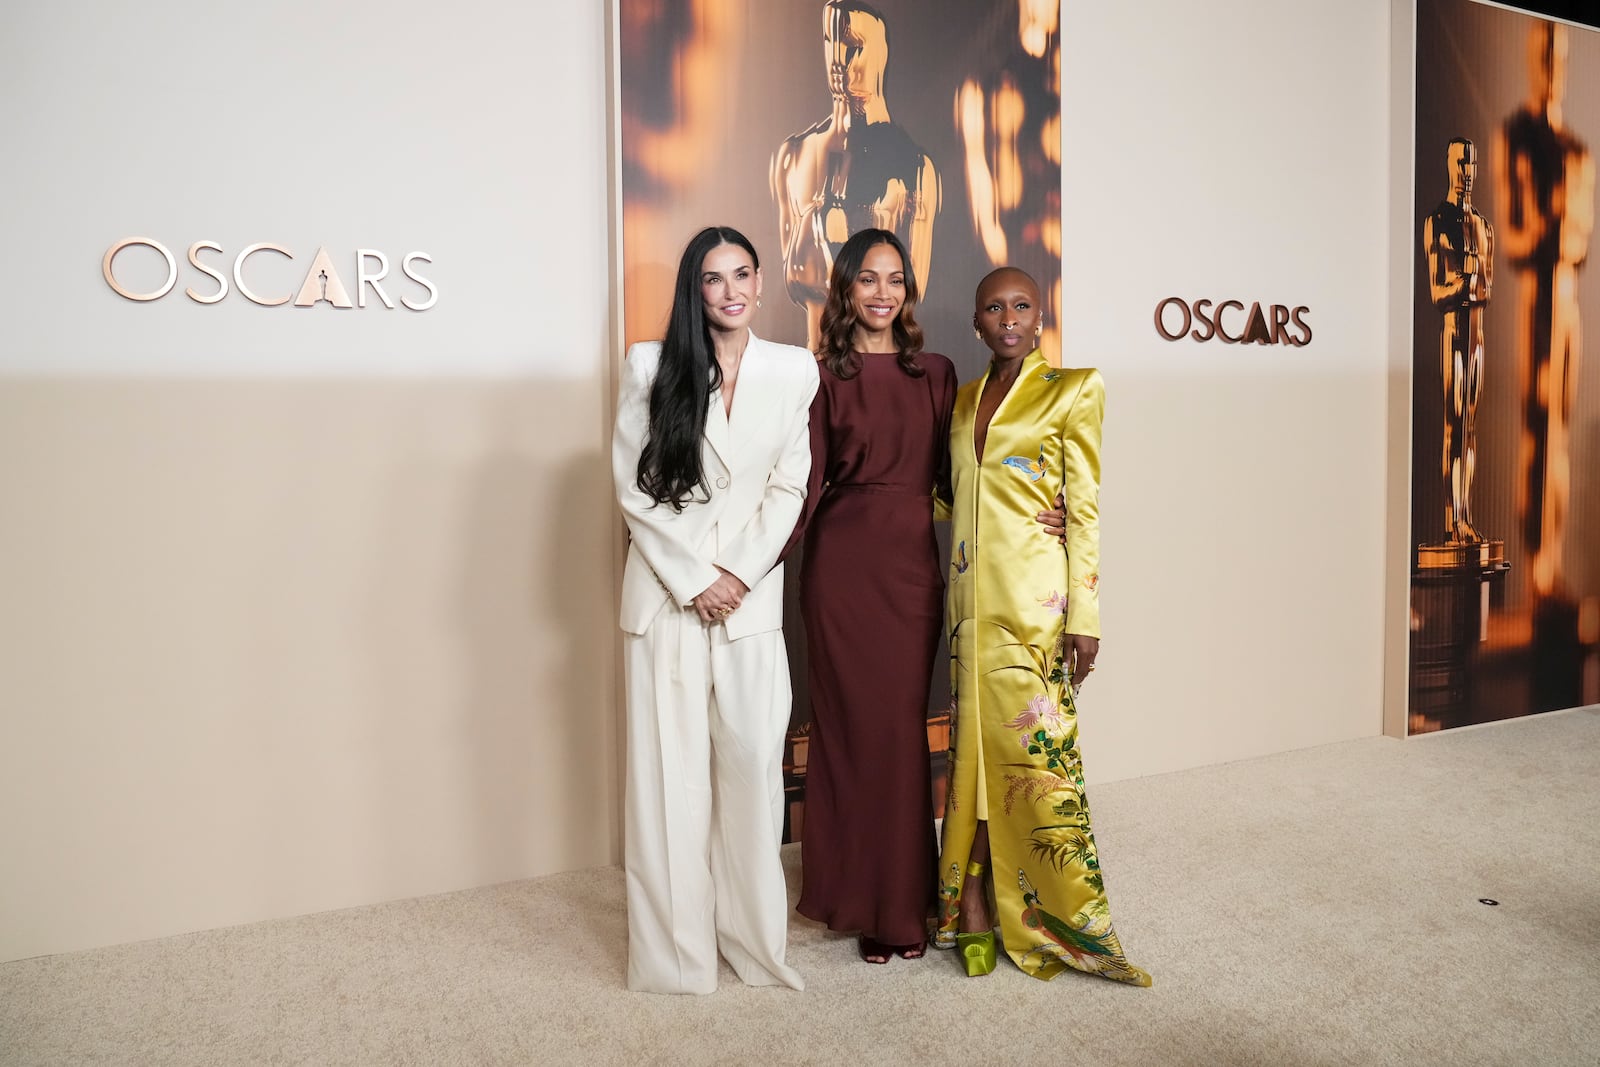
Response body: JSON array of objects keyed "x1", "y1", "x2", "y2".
[{"x1": 792, "y1": 350, "x2": 956, "y2": 946}]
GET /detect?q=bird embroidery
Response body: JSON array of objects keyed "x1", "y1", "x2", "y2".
[
  {"x1": 953, "y1": 540, "x2": 970, "y2": 574},
  {"x1": 1018, "y1": 871, "x2": 1118, "y2": 964},
  {"x1": 1002, "y1": 446, "x2": 1048, "y2": 482}
]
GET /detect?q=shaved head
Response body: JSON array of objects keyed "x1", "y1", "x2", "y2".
[
  {"x1": 973, "y1": 266, "x2": 1044, "y2": 357},
  {"x1": 975, "y1": 267, "x2": 1040, "y2": 309}
]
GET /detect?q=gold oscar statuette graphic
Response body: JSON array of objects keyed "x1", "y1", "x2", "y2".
[
  {"x1": 1422, "y1": 138, "x2": 1500, "y2": 558},
  {"x1": 1411, "y1": 137, "x2": 1508, "y2": 732},
  {"x1": 1497, "y1": 20, "x2": 1595, "y2": 710},
  {"x1": 772, "y1": 0, "x2": 941, "y2": 348}
]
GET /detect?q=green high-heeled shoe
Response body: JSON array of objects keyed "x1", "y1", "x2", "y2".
[
  {"x1": 957, "y1": 930, "x2": 996, "y2": 976},
  {"x1": 957, "y1": 859, "x2": 997, "y2": 977}
]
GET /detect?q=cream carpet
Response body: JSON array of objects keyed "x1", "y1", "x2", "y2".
[{"x1": 4, "y1": 709, "x2": 1598, "y2": 1066}]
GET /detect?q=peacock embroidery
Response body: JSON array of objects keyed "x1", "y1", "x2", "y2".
[{"x1": 1016, "y1": 871, "x2": 1150, "y2": 985}]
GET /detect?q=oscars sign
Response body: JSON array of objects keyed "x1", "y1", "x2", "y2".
[
  {"x1": 1152, "y1": 297, "x2": 1311, "y2": 345},
  {"x1": 101, "y1": 238, "x2": 438, "y2": 310}
]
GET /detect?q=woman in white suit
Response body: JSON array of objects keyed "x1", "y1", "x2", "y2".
[{"x1": 611, "y1": 226, "x2": 819, "y2": 995}]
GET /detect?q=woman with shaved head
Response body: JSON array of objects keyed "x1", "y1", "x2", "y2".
[{"x1": 933, "y1": 267, "x2": 1150, "y2": 986}]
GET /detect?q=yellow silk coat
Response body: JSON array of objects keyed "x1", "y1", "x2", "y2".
[{"x1": 935, "y1": 352, "x2": 1150, "y2": 986}]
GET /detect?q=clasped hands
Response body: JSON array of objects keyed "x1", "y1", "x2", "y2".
[{"x1": 692, "y1": 567, "x2": 749, "y2": 624}]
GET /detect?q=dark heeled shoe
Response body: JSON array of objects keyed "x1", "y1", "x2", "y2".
[
  {"x1": 858, "y1": 935, "x2": 891, "y2": 965},
  {"x1": 894, "y1": 941, "x2": 927, "y2": 960}
]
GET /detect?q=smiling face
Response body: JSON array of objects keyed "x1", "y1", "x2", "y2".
[
  {"x1": 849, "y1": 241, "x2": 906, "y2": 338},
  {"x1": 699, "y1": 242, "x2": 762, "y2": 334},
  {"x1": 974, "y1": 269, "x2": 1042, "y2": 357}
]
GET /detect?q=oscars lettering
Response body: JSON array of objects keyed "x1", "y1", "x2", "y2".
[
  {"x1": 1152, "y1": 297, "x2": 1312, "y2": 346},
  {"x1": 101, "y1": 238, "x2": 438, "y2": 311}
]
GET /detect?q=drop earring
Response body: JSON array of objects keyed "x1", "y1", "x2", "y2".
[{"x1": 756, "y1": 297, "x2": 762, "y2": 309}]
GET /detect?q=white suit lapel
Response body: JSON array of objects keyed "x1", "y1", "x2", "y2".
[
  {"x1": 726, "y1": 332, "x2": 773, "y2": 457},
  {"x1": 705, "y1": 388, "x2": 733, "y2": 470}
]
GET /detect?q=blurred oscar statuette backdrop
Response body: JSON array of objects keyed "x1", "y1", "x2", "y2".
[
  {"x1": 1409, "y1": 0, "x2": 1600, "y2": 733},
  {"x1": 615, "y1": 0, "x2": 1063, "y2": 840}
]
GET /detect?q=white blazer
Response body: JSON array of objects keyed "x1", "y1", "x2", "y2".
[{"x1": 612, "y1": 333, "x2": 819, "y2": 640}]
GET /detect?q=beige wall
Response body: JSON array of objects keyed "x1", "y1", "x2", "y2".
[
  {"x1": 1, "y1": 0, "x2": 1399, "y2": 962},
  {"x1": 0, "y1": 2, "x2": 619, "y2": 962},
  {"x1": 1062, "y1": 0, "x2": 1394, "y2": 780},
  {"x1": 0, "y1": 381, "x2": 618, "y2": 961}
]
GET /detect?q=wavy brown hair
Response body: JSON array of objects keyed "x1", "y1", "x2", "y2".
[{"x1": 816, "y1": 228, "x2": 925, "y2": 380}]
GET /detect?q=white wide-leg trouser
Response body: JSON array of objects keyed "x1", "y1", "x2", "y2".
[{"x1": 623, "y1": 604, "x2": 804, "y2": 995}]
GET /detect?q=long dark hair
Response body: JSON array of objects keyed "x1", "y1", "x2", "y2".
[
  {"x1": 816, "y1": 228, "x2": 924, "y2": 380},
  {"x1": 635, "y1": 226, "x2": 758, "y2": 511}
]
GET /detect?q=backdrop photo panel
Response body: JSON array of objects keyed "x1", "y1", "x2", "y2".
[
  {"x1": 1409, "y1": 0, "x2": 1600, "y2": 732},
  {"x1": 616, "y1": 0, "x2": 1063, "y2": 836}
]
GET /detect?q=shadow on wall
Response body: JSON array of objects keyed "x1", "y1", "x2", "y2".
[
  {"x1": 366, "y1": 380, "x2": 619, "y2": 895},
  {"x1": 531, "y1": 442, "x2": 622, "y2": 864},
  {"x1": 0, "y1": 374, "x2": 620, "y2": 961}
]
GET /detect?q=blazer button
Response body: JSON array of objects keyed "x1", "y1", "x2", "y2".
[{"x1": 716, "y1": 477, "x2": 730, "y2": 489}]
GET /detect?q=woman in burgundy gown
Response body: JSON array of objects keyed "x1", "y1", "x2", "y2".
[{"x1": 789, "y1": 229, "x2": 954, "y2": 962}]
